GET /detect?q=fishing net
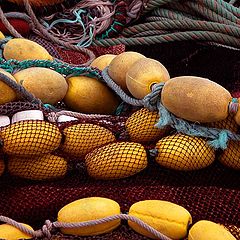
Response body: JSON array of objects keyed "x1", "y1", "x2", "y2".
[
  {"x1": 0, "y1": 0, "x2": 239, "y2": 239},
  {"x1": 0, "y1": 39, "x2": 239, "y2": 239}
]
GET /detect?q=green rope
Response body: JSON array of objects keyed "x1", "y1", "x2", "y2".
[
  {"x1": 0, "y1": 58, "x2": 103, "y2": 80},
  {"x1": 94, "y1": 31, "x2": 240, "y2": 48},
  {"x1": 122, "y1": 19, "x2": 240, "y2": 38},
  {"x1": 143, "y1": 0, "x2": 179, "y2": 13},
  {"x1": 152, "y1": 8, "x2": 202, "y2": 20},
  {"x1": 185, "y1": 1, "x2": 238, "y2": 26}
]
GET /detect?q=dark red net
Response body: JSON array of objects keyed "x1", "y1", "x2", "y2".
[{"x1": 0, "y1": 40, "x2": 239, "y2": 240}]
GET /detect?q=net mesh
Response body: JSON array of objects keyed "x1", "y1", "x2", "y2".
[
  {"x1": 219, "y1": 140, "x2": 240, "y2": 170},
  {"x1": 8, "y1": 154, "x2": 68, "y2": 180},
  {"x1": 0, "y1": 120, "x2": 62, "y2": 156},
  {"x1": 155, "y1": 134, "x2": 216, "y2": 171},
  {"x1": 125, "y1": 108, "x2": 171, "y2": 143},
  {"x1": 85, "y1": 142, "x2": 148, "y2": 180},
  {"x1": 60, "y1": 123, "x2": 116, "y2": 160},
  {"x1": 0, "y1": 39, "x2": 239, "y2": 239}
]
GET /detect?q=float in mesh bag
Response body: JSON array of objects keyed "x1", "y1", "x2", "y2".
[{"x1": 0, "y1": 42, "x2": 239, "y2": 240}]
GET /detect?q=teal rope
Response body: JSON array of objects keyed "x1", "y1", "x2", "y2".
[
  {"x1": 101, "y1": 69, "x2": 240, "y2": 150},
  {"x1": 0, "y1": 58, "x2": 103, "y2": 80},
  {"x1": 152, "y1": 8, "x2": 202, "y2": 20},
  {"x1": 200, "y1": 0, "x2": 240, "y2": 24},
  {"x1": 93, "y1": 31, "x2": 240, "y2": 48},
  {"x1": 156, "y1": 101, "x2": 240, "y2": 150},
  {"x1": 122, "y1": 20, "x2": 240, "y2": 38},
  {"x1": 143, "y1": 0, "x2": 179, "y2": 13},
  {"x1": 214, "y1": 0, "x2": 240, "y2": 18},
  {"x1": 185, "y1": 1, "x2": 238, "y2": 26}
]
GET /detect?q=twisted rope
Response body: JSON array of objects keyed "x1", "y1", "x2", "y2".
[
  {"x1": 143, "y1": 0, "x2": 179, "y2": 13},
  {"x1": 22, "y1": 0, "x2": 96, "y2": 65},
  {"x1": 47, "y1": 110, "x2": 112, "y2": 123},
  {"x1": 101, "y1": 69, "x2": 240, "y2": 149},
  {"x1": 93, "y1": 31, "x2": 240, "y2": 48},
  {"x1": 0, "y1": 7, "x2": 23, "y2": 38},
  {"x1": 122, "y1": 19, "x2": 240, "y2": 38},
  {"x1": 0, "y1": 58, "x2": 103, "y2": 80},
  {"x1": 0, "y1": 214, "x2": 173, "y2": 240}
]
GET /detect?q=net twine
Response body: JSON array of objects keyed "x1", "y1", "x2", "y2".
[
  {"x1": 0, "y1": 0, "x2": 239, "y2": 50},
  {"x1": 0, "y1": 57, "x2": 240, "y2": 149},
  {"x1": 0, "y1": 214, "x2": 172, "y2": 240},
  {"x1": 101, "y1": 67, "x2": 240, "y2": 150}
]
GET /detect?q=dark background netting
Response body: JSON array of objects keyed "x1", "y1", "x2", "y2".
[{"x1": 0, "y1": 38, "x2": 239, "y2": 239}]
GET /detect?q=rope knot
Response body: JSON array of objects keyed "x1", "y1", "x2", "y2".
[
  {"x1": 143, "y1": 82, "x2": 164, "y2": 111},
  {"x1": 41, "y1": 220, "x2": 53, "y2": 238},
  {"x1": 47, "y1": 111, "x2": 58, "y2": 123}
]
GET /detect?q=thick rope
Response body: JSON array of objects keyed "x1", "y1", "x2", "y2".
[
  {"x1": 155, "y1": 95, "x2": 240, "y2": 150},
  {"x1": 23, "y1": 0, "x2": 96, "y2": 65},
  {"x1": 122, "y1": 19, "x2": 240, "y2": 38},
  {"x1": 184, "y1": 1, "x2": 238, "y2": 26},
  {"x1": 3, "y1": 12, "x2": 31, "y2": 22},
  {"x1": 0, "y1": 214, "x2": 173, "y2": 240},
  {"x1": 93, "y1": 31, "x2": 240, "y2": 48},
  {"x1": 47, "y1": 110, "x2": 113, "y2": 122},
  {"x1": 102, "y1": 67, "x2": 144, "y2": 106},
  {"x1": 126, "y1": 0, "x2": 143, "y2": 22},
  {"x1": 101, "y1": 69, "x2": 240, "y2": 149},
  {"x1": 0, "y1": 7, "x2": 23, "y2": 38},
  {"x1": 143, "y1": 0, "x2": 179, "y2": 13}
]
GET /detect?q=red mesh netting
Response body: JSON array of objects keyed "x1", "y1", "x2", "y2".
[{"x1": 0, "y1": 40, "x2": 239, "y2": 240}]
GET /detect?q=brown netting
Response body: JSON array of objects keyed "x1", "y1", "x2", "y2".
[
  {"x1": 0, "y1": 40, "x2": 239, "y2": 239},
  {"x1": 206, "y1": 115, "x2": 239, "y2": 133}
]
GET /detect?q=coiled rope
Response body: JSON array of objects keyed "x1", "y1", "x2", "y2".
[{"x1": 0, "y1": 0, "x2": 239, "y2": 49}]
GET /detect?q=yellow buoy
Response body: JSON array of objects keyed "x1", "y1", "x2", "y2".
[
  {"x1": 188, "y1": 220, "x2": 236, "y2": 240},
  {"x1": 218, "y1": 140, "x2": 240, "y2": 170},
  {"x1": 108, "y1": 51, "x2": 145, "y2": 91},
  {"x1": 90, "y1": 54, "x2": 116, "y2": 71},
  {"x1": 126, "y1": 58, "x2": 170, "y2": 99},
  {"x1": 0, "y1": 69, "x2": 18, "y2": 105},
  {"x1": 64, "y1": 76, "x2": 120, "y2": 114},
  {"x1": 155, "y1": 134, "x2": 215, "y2": 171},
  {"x1": 3, "y1": 38, "x2": 53, "y2": 61},
  {"x1": 61, "y1": 123, "x2": 116, "y2": 159},
  {"x1": 126, "y1": 108, "x2": 169, "y2": 143},
  {"x1": 85, "y1": 142, "x2": 148, "y2": 179},
  {"x1": 8, "y1": 154, "x2": 67, "y2": 180},
  {"x1": 0, "y1": 223, "x2": 33, "y2": 240},
  {"x1": 161, "y1": 76, "x2": 232, "y2": 123},
  {"x1": 207, "y1": 115, "x2": 239, "y2": 133},
  {"x1": 58, "y1": 197, "x2": 121, "y2": 236},
  {"x1": 13, "y1": 67, "x2": 68, "y2": 105},
  {"x1": 0, "y1": 120, "x2": 62, "y2": 156},
  {"x1": 0, "y1": 31, "x2": 5, "y2": 39},
  {"x1": 128, "y1": 200, "x2": 192, "y2": 239}
]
